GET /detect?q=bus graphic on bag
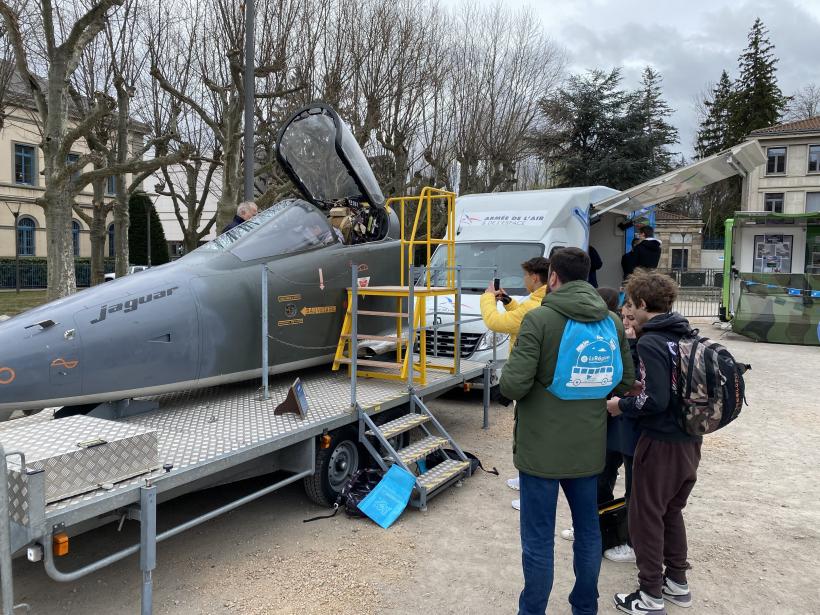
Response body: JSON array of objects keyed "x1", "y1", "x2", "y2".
[{"x1": 547, "y1": 319, "x2": 623, "y2": 400}]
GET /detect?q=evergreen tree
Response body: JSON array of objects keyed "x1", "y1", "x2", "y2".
[
  {"x1": 728, "y1": 18, "x2": 787, "y2": 143},
  {"x1": 696, "y1": 70, "x2": 734, "y2": 158},
  {"x1": 128, "y1": 192, "x2": 170, "y2": 266},
  {"x1": 632, "y1": 66, "x2": 679, "y2": 177},
  {"x1": 535, "y1": 67, "x2": 680, "y2": 190}
]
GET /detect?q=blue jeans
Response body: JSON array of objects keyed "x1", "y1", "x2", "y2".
[{"x1": 518, "y1": 472, "x2": 601, "y2": 615}]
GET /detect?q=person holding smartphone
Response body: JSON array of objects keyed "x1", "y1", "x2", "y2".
[{"x1": 480, "y1": 256, "x2": 551, "y2": 510}]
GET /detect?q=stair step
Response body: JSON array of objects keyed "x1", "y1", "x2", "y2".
[
  {"x1": 355, "y1": 310, "x2": 408, "y2": 318},
  {"x1": 394, "y1": 436, "x2": 448, "y2": 465},
  {"x1": 366, "y1": 413, "x2": 430, "y2": 438},
  {"x1": 341, "y1": 334, "x2": 400, "y2": 342},
  {"x1": 417, "y1": 459, "x2": 470, "y2": 492},
  {"x1": 337, "y1": 358, "x2": 404, "y2": 369}
]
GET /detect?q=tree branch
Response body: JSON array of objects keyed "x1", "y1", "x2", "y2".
[
  {"x1": 61, "y1": 0, "x2": 125, "y2": 76},
  {"x1": 254, "y1": 84, "x2": 305, "y2": 100},
  {"x1": 151, "y1": 66, "x2": 220, "y2": 135},
  {"x1": 76, "y1": 143, "x2": 193, "y2": 190},
  {"x1": 59, "y1": 92, "x2": 116, "y2": 159},
  {"x1": 0, "y1": 2, "x2": 48, "y2": 118}
]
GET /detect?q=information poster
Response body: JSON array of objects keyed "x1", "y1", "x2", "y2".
[{"x1": 753, "y1": 234, "x2": 792, "y2": 273}]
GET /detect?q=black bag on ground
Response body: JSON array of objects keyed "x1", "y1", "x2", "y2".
[
  {"x1": 303, "y1": 468, "x2": 384, "y2": 522},
  {"x1": 598, "y1": 497, "x2": 629, "y2": 552},
  {"x1": 424, "y1": 449, "x2": 499, "y2": 476}
]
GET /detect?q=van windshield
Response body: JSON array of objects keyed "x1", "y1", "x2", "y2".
[{"x1": 427, "y1": 242, "x2": 544, "y2": 294}]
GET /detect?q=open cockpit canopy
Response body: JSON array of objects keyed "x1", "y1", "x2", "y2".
[{"x1": 275, "y1": 103, "x2": 385, "y2": 209}]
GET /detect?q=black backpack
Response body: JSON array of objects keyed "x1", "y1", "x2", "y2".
[
  {"x1": 674, "y1": 329, "x2": 751, "y2": 436},
  {"x1": 303, "y1": 468, "x2": 384, "y2": 522}
]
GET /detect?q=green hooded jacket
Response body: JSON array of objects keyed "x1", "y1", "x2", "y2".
[{"x1": 499, "y1": 280, "x2": 635, "y2": 479}]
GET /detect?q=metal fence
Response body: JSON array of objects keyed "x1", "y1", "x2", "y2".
[
  {"x1": 660, "y1": 268, "x2": 722, "y2": 318},
  {"x1": 0, "y1": 261, "x2": 115, "y2": 289}
]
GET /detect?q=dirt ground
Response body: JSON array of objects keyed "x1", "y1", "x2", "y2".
[{"x1": 10, "y1": 324, "x2": 820, "y2": 614}]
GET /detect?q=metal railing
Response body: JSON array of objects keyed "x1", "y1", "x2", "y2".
[
  {"x1": 659, "y1": 269, "x2": 722, "y2": 318},
  {"x1": 0, "y1": 261, "x2": 115, "y2": 289}
]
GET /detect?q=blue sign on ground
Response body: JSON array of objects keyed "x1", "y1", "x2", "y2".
[{"x1": 357, "y1": 465, "x2": 416, "y2": 529}]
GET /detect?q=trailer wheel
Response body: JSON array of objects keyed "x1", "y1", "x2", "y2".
[{"x1": 304, "y1": 432, "x2": 361, "y2": 507}]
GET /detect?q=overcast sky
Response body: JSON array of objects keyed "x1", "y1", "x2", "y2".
[{"x1": 460, "y1": 0, "x2": 820, "y2": 158}]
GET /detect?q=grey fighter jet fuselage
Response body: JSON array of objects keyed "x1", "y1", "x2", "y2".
[{"x1": 0, "y1": 103, "x2": 402, "y2": 416}]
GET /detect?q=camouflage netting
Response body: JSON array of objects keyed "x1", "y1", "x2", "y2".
[{"x1": 734, "y1": 273, "x2": 820, "y2": 346}]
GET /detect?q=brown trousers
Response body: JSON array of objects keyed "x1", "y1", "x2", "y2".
[{"x1": 629, "y1": 434, "x2": 702, "y2": 597}]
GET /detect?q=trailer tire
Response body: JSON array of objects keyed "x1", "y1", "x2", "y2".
[{"x1": 304, "y1": 432, "x2": 361, "y2": 507}]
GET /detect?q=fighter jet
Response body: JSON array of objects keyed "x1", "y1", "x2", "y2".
[{"x1": 0, "y1": 103, "x2": 402, "y2": 417}]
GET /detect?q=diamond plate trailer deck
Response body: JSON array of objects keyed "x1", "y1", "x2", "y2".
[{"x1": 0, "y1": 358, "x2": 488, "y2": 615}]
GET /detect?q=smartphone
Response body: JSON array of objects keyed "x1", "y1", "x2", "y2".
[{"x1": 493, "y1": 278, "x2": 500, "y2": 291}]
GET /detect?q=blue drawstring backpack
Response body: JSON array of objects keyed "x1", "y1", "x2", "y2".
[{"x1": 547, "y1": 318, "x2": 623, "y2": 400}]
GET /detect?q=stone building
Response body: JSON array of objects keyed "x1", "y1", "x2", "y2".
[{"x1": 653, "y1": 210, "x2": 705, "y2": 270}]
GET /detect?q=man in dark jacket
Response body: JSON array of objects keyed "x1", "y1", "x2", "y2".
[
  {"x1": 607, "y1": 270, "x2": 701, "y2": 615},
  {"x1": 500, "y1": 247, "x2": 635, "y2": 615},
  {"x1": 631, "y1": 226, "x2": 662, "y2": 270},
  {"x1": 221, "y1": 201, "x2": 258, "y2": 234}
]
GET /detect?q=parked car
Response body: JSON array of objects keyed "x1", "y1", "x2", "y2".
[{"x1": 104, "y1": 265, "x2": 150, "y2": 282}]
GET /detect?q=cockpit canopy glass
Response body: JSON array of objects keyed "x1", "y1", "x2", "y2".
[
  {"x1": 195, "y1": 199, "x2": 336, "y2": 260},
  {"x1": 276, "y1": 105, "x2": 385, "y2": 208}
]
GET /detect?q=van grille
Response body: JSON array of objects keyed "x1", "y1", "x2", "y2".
[{"x1": 415, "y1": 330, "x2": 483, "y2": 358}]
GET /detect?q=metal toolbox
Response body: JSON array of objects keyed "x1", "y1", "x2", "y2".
[{"x1": 0, "y1": 415, "x2": 158, "y2": 503}]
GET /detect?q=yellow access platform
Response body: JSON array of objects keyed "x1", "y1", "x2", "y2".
[{"x1": 332, "y1": 187, "x2": 458, "y2": 385}]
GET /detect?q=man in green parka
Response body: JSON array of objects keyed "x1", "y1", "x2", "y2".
[{"x1": 500, "y1": 247, "x2": 635, "y2": 615}]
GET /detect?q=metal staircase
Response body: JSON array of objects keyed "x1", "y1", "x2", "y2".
[{"x1": 357, "y1": 396, "x2": 471, "y2": 510}]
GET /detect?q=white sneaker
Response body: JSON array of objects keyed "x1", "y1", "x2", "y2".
[
  {"x1": 604, "y1": 543, "x2": 637, "y2": 563},
  {"x1": 662, "y1": 576, "x2": 692, "y2": 608},
  {"x1": 511, "y1": 499, "x2": 520, "y2": 510},
  {"x1": 506, "y1": 477, "x2": 520, "y2": 491},
  {"x1": 560, "y1": 527, "x2": 574, "y2": 541},
  {"x1": 614, "y1": 589, "x2": 666, "y2": 614}
]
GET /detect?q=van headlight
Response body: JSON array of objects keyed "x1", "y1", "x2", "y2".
[{"x1": 475, "y1": 332, "x2": 510, "y2": 352}]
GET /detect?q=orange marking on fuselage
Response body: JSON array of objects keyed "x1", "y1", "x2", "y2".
[
  {"x1": 0, "y1": 367, "x2": 15, "y2": 385},
  {"x1": 51, "y1": 358, "x2": 79, "y2": 369}
]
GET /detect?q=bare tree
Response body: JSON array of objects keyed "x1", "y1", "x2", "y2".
[
  {"x1": 0, "y1": 0, "x2": 188, "y2": 296},
  {"x1": 785, "y1": 83, "x2": 820, "y2": 121}
]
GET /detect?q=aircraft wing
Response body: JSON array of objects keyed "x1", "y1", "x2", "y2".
[{"x1": 590, "y1": 140, "x2": 766, "y2": 217}]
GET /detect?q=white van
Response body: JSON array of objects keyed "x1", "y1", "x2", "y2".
[{"x1": 421, "y1": 141, "x2": 766, "y2": 384}]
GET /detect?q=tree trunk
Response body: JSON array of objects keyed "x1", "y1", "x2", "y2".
[
  {"x1": 44, "y1": 193, "x2": 77, "y2": 301},
  {"x1": 216, "y1": 100, "x2": 244, "y2": 231},
  {"x1": 114, "y1": 190, "x2": 129, "y2": 276}
]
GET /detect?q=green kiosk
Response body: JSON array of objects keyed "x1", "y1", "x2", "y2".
[{"x1": 721, "y1": 211, "x2": 820, "y2": 346}]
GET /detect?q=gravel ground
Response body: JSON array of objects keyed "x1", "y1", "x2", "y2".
[{"x1": 9, "y1": 324, "x2": 820, "y2": 614}]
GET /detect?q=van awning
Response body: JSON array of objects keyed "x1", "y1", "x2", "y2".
[{"x1": 590, "y1": 140, "x2": 766, "y2": 217}]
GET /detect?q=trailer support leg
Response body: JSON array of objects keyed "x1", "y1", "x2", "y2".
[
  {"x1": 0, "y1": 446, "x2": 14, "y2": 615},
  {"x1": 140, "y1": 484, "x2": 157, "y2": 615},
  {"x1": 482, "y1": 364, "x2": 491, "y2": 430}
]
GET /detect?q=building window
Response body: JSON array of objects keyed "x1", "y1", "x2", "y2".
[
  {"x1": 671, "y1": 248, "x2": 689, "y2": 270},
  {"x1": 106, "y1": 175, "x2": 117, "y2": 195},
  {"x1": 766, "y1": 146, "x2": 787, "y2": 174},
  {"x1": 72, "y1": 220, "x2": 81, "y2": 257},
  {"x1": 807, "y1": 192, "x2": 820, "y2": 214},
  {"x1": 764, "y1": 193, "x2": 784, "y2": 213},
  {"x1": 66, "y1": 153, "x2": 81, "y2": 180},
  {"x1": 14, "y1": 144, "x2": 36, "y2": 185},
  {"x1": 17, "y1": 217, "x2": 36, "y2": 256},
  {"x1": 809, "y1": 145, "x2": 820, "y2": 173},
  {"x1": 108, "y1": 223, "x2": 115, "y2": 258}
]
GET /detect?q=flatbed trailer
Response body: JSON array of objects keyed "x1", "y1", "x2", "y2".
[{"x1": 0, "y1": 358, "x2": 489, "y2": 614}]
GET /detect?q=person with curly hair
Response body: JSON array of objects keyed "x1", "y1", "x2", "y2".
[{"x1": 608, "y1": 270, "x2": 701, "y2": 615}]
